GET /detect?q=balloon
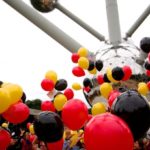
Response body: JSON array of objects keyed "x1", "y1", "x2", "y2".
[
  {"x1": 0, "y1": 88, "x2": 11, "y2": 114},
  {"x1": 108, "y1": 90, "x2": 120, "y2": 108},
  {"x1": 62, "y1": 99, "x2": 88, "y2": 130},
  {"x1": 47, "y1": 138, "x2": 64, "y2": 150},
  {"x1": 97, "y1": 74, "x2": 104, "y2": 85},
  {"x1": 147, "y1": 81, "x2": 150, "y2": 89},
  {"x1": 0, "y1": 129, "x2": 11, "y2": 150},
  {"x1": 55, "y1": 79, "x2": 68, "y2": 91},
  {"x1": 88, "y1": 67, "x2": 97, "y2": 75},
  {"x1": 144, "y1": 61, "x2": 150, "y2": 70},
  {"x1": 106, "y1": 68, "x2": 118, "y2": 83},
  {"x1": 29, "y1": 134, "x2": 36, "y2": 143},
  {"x1": 77, "y1": 47, "x2": 88, "y2": 57},
  {"x1": 0, "y1": 81, "x2": 3, "y2": 87},
  {"x1": 111, "y1": 90, "x2": 150, "y2": 140},
  {"x1": 78, "y1": 57, "x2": 89, "y2": 70},
  {"x1": 138, "y1": 82, "x2": 149, "y2": 96},
  {"x1": 103, "y1": 73, "x2": 110, "y2": 83},
  {"x1": 4, "y1": 84, "x2": 23, "y2": 105},
  {"x1": 140, "y1": 37, "x2": 150, "y2": 53},
  {"x1": 91, "y1": 102, "x2": 106, "y2": 116},
  {"x1": 64, "y1": 88, "x2": 74, "y2": 100},
  {"x1": 30, "y1": 0, "x2": 55, "y2": 13},
  {"x1": 122, "y1": 65, "x2": 132, "y2": 81},
  {"x1": 21, "y1": 92, "x2": 26, "y2": 103},
  {"x1": 71, "y1": 53, "x2": 80, "y2": 63},
  {"x1": 148, "y1": 52, "x2": 150, "y2": 62},
  {"x1": 84, "y1": 113, "x2": 134, "y2": 150},
  {"x1": 27, "y1": 122, "x2": 31, "y2": 129},
  {"x1": 100, "y1": 83, "x2": 113, "y2": 99},
  {"x1": 88, "y1": 60, "x2": 95, "y2": 71},
  {"x1": 45, "y1": 70, "x2": 57, "y2": 84},
  {"x1": 1, "y1": 123, "x2": 8, "y2": 128},
  {"x1": 29, "y1": 124, "x2": 35, "y2": 134},
  {"x1": 34, "y1": 111, "x2": 64, "y2": 142},
  {"x1": 54, "y1": 94, "x2": 67, "y2": 111},
  {"x1": 41, "y1": 79, "x2": 54, "y2": 91},
  {"x1": 112, "y1": 67, "x2": 124, "y2": 81},
  {"x1": 83, "y1": 78, "x2": 93, "y2": 87},
  {"x1": 83, "y1": 86, "x2": 91, "y2": 93},
  {"x1": 2, "y1": 102, "x2": 30, "y2": 124},
  {"x1": 146, "y1": 70, "x2": 150, "y2": 76},
  {"x1": 72, "y1": 66, "x2": 85, "y2": 77},
  {"x1": 95, "y1": 60, "x2": 103, "y2": 71},
  {"x1": 41, "y1": 100, "x2": 55, "y2": 112},
  {"x1": 72, "y1": 83, "x2": 82, "y2": 90}
]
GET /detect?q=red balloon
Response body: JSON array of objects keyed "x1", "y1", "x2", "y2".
[
  {"x1": 97, "y1": 74, "x2": 104, "y2": 85},
  {"x1": 29, "y1": 134, "x2": 36, "y2": 143},
  {"x1": 72, "y1": 66, "x2": 85, "y2": 77},
  {"x1": 2, "y1": 102, "x2": 30, "y2": 124},
  {"x1": 146, "y1": 70, "x2": 150, "y2": 77},
  {"x1": 41, "y1": 79, "x2": 55, "y2": 91},
  {"x1": 147, "y1": 81, "x2": 150, "y2": 89},
  {"x1": 62, "y1": 99, "x2": 88, "y2": 130},
  {"x1": 87, "y1": 114, "x2": 93, "y2": 122},
  {"x1": 0, "y1": 129, "x2": 11, "y2": 150},
  {"x1": 122, "y1": 66, "x2": 132, "y2": 81},
  {"x1": 84, "y1": 113, "x2": 134, "y2": 150},
  {"x1": 64, "y1": 88, "x2": 74, "y2": 100},
  {"x1": 27, "y1": 122, "x2": 31, "y2": 129},
  {"x1": 108, "y1": 91, "x2": 121, "y2": 108},
  {"x1": 47, "y1": 138, "x2": 64, "y2": 150},
  {"x1": 83, "y1": 86, "x2": 91, "y2": 93},
  {"x1": 71, "y1": 53, "x2": 80, "y2": 63},
  {"x1": 41, "y1": 101, "x2": 55, "y2": 112},
  {"x1": 148, "y1": 52, "x2": 150, "y2": 62}
]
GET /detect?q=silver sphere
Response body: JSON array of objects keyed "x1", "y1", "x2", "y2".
[
  {"x1": 30, "y1": 0, "x2": 57, "y2": 13},
  {"x1": 84, "y1": 39, "x2": 149, "y2": 106}
]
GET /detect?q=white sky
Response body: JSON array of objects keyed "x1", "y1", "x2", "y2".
[{"x1": 0, "y1": 0, "x2": 149, "y2": 104}]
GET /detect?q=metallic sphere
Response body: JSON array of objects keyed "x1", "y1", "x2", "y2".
[{"x1": 30, "y1": 0, "x2": 57, "y2": 13}]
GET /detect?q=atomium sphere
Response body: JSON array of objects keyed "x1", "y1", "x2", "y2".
[
  {"x1": 30, "y1": 0, "x2": 57, "y2": 13},
  {"x1": 83, "y1": 39, "x2": 149, "y2": 106}
]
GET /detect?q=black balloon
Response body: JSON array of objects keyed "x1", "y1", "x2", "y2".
[
  {"x1": 21, "y1": 92, "x2": 26, "y2": 103},
  {"x1": 83, "y1": 78, "x2": 93, "y2": 88},
  {"x1": 140, "y1": 37, "x2": 150, "y2": 53},
  {"x1": 30, "y1": 0, "x2": 56, "y2": 13},
  {"x1": 34, "y1": 111, "x2": 64, "y2": 143},
  {"x1": 95, "y1": 60, "x2": 103, "y2": 71},
  {"x1": 55, "y1": 79, "x2": 67, "y2": 91},
  {"x1": 144, "y1": 61, "x2": 150, "y2": 70},
  {"x1": 112, "y1": 67, "x2": 124, "y2": 81},
  {"x1": 103, "y1": 73, "x2": 110, "y2": 83},
  {"x1": 88, "y1": 60, "x2": 95, "y2": 71},
  {"x1": 111, "y1": 90, "x2": 150, "y2": 141}
]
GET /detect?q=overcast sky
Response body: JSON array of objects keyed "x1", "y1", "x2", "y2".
[{"x1": 0, "y1": 0, "x2": 149, "y2": 104}]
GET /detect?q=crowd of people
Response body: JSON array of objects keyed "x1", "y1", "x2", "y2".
[{"x1": 1, "y1": 121, "x2": 150, "y2": 150}]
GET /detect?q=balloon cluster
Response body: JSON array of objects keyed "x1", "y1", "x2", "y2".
[
  {"x1": 37, "y1": 44, "x2": 150, "y2": 150},
  {"x1": 72, "y1": 47, "x2": 103, "y2": 78},
  {"x1": 0, "y1": 82, "x2": 29, "y2": 124}
]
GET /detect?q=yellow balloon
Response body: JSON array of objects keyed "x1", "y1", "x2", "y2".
[
  {"x1": 138, "y1": 82, "x2": 149, "y2": 96},
  {"x1": 72, "y1": 83, "x2": 82, "y2": 90},
  {"x1": 100, "y1": 83, "x2": 113, "y2": 99},
  {"x1": 78, "y1": 57, "x2": 89, "y2": 70},
  {"x1": 54, "y1": 94, "x2": 67, "y2": 111},
  {"x1": 91, "y1": 102, "x2": 106, "y2": 116},
  {"x1": 106, "y1": 68, "x2": 118, "y2": 83},
  {"x1": 4, "y1": 84, "x2": 23, "y2": 105},
  {"x1": 77, "y1": 47, "x2": 88, "y2": 57},
  {"x1": 88, "y1": 67, "x2": 97, "y2": 75},
  {"x1": 29, "y1": 124, "x2": 35, "y2": 134},
  {"x1": 0, "y1": 88, "x2": 11, "y2": 114},
  {"x1": 45, "y1": 70, "x2": 57, "y2": 84},
  {"x1": 70, "y1": 131, "x2": 78, "y2": 148},
  {"x1": 2, "y1": 123, "x2": 8, "y2": 128}
]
